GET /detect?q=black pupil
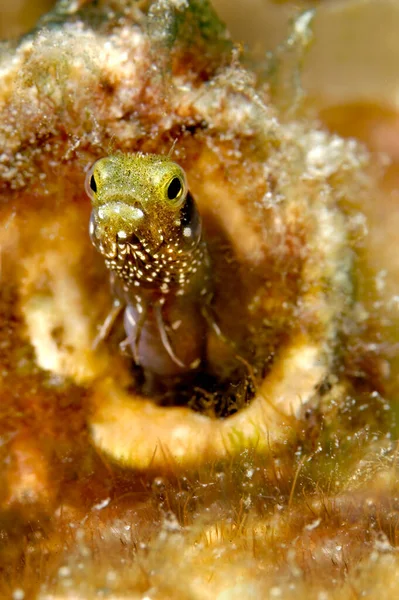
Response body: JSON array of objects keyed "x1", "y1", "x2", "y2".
[
  {"x1": 167, "y1": 177, "x2": 182, "y2": 200},
  {"x1": 90, "y1": 174, "x2": 97, "y2": 193}
]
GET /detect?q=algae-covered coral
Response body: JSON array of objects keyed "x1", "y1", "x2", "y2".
[{"x1": 0, "y1": 0, "x2": 398, "y2": 598}]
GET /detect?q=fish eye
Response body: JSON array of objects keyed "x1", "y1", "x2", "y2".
[
  {"x1": 90, "y1": 174, "x2": 97, "y2": 193},
  {"x1": 167, "y1": 177, "x2": 183, "y2": 201},
  {"x1": 85, "y1": 163, "x2": 99, "y2": 199}
]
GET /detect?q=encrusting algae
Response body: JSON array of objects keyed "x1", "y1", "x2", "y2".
[{"x1": 0, "y1": 0, "x2": 399, "y2": 598}]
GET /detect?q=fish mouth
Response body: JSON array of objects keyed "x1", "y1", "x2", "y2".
[
  {"x1": 89, "y1": 202, "x2": 141, "y2": 260},
  {"x1": 90, "y1": 200, "x2": 167, "y2": 265}
]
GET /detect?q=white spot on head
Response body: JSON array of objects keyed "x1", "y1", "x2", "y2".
[
  {"x1": 183, "y1": 227, "x2": 192, "y2": 237},
  {"x1": 118, "y1": 230, "x2": 128, "y2": 239}
]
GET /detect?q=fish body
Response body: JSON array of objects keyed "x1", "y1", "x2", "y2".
[{"x1": 86, "y1": 153, "x2": 211, "y2": 376}]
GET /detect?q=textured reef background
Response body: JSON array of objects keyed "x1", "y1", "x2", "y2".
[{"x1": 1, "y1": 0, "x2": 399, "y2": 598}]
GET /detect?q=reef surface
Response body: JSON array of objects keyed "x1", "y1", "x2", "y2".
[{"x1": 0, "y1": 0, "x2": 399, "y2": 598}]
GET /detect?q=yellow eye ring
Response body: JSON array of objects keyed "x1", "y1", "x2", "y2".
[
  {"x1": 85, "y1": 163, "x2": 98, "y2": 199},
  {"x1": 167, "y1": 176, "x2": 183, "y2": 200},
  {"x1": 165, "y1": 175, "x2": 186, "y2": 206}
]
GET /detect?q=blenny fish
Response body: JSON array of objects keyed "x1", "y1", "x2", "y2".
[{"x1": 86, "y1": 153, "x2": 212, "y2": 377}]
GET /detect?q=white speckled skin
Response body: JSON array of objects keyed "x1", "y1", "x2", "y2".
[{"x1": 87, "y1": 153, "x2": 212, "y2": 376}]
